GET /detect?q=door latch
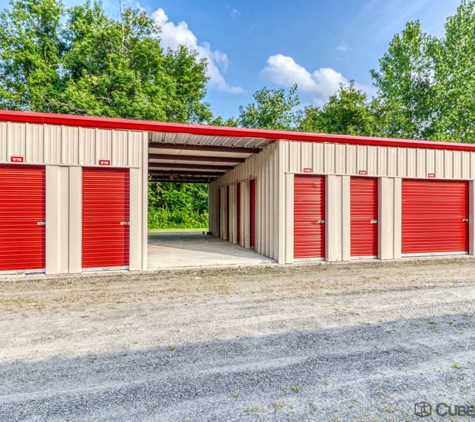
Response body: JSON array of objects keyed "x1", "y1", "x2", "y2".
[
  {"x1": 370, "y1": 219, "x2": 378, "y2": 224},
  {"x1": 463, "y1": 218, "x2": 469, "y2": 222},
  {"x1": 120, "y1": 222, "x2": 130, "y2": 225},
  {"x1": 318, "y1": 220, "x2": 325, "y2": 224},
  {"x1": 37, "y1": 222, "x2": 46, "y2": 226}
]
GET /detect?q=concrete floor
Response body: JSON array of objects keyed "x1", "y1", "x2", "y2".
[{"x1": 147, "y1": 233, "x2": 275, "y2": 269}]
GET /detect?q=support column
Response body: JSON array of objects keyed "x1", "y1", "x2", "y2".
[
  {"x1": 129, "y1": 167, "x2": 142, "y2": 271},
  {"x1": 341, "y1": 175, "x2": 351, "y2": 261},
  {"x1": 284, "y1": 173, "x2": 294, "y2": 264},
  {"x1": 379, "y1": 177, "x2": 402, "y2": 259},
  {"x1": 326, "y1": 175, "x2": 343, "y2": 261},
  {"x1": 469, "y1": 180, "x2": 475, "y2": 255},
  {"x1": 242, "y1": 180, "x2": 250, "y2": 248},
  {"x1": 68, "y1": 166, "x2": 82, "y2": 273},
  {"x1": 46, "y1": 166, "x2": 69, "y2": 274}
]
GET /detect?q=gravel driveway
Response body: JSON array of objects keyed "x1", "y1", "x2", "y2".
[{"x1": 0, "y1": 258, "x2": 475, "y2": 421}]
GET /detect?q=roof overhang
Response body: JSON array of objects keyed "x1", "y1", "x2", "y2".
[{"x1": 2, "y1": 110, "x2": 475, "y2": 183}]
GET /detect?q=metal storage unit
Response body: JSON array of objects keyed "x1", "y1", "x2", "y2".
[
  {"x1": 0, "y1": 117, "x2": 148, "y2": 275},
  {"x1": 0, "y1": 165, "x2": 46, "y2": 271},
  {"x1": 351, "y1": 177, "x2": 378, "y2": 258},
  {"x1": 402, "y1": 180, "x2": 469, "y2": 255},
  {"x1": 294, "y1": 175, "x2": 325, "y2": 259}
]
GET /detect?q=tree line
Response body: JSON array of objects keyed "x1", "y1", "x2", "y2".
[{"x1": 1, "y1": 0, "x2": 475, "y2": 228}]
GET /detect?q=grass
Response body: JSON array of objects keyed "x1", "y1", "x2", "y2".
[{"x1": 148, "y1": 228, "x2": 208, "y2": 234}]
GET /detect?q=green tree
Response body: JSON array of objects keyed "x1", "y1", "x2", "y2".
[
  {"x1": 370, "y1": 21, "x2": 438, "y2": 140},
  {"x1": 300, "y1": 81, "x2": 377, "y2": 136},
  {"x1": 0, "y1": 0, "x2": 65, "y2": 111},
  {"x1": 431, "y1": 0, "x2": 475, "y2": 142},
  {"x1": 237, "y1": 84, "x2": 301, "y2": 130},
  {"x1": 0, "y1": 0, "x2": 212, "y2": 122}
]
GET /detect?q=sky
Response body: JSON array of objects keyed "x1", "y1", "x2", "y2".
[{"x1": 1, "y1": 0, "x2": 462, "y2": 119}]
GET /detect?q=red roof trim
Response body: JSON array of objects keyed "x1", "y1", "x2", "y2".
[{"x1": 1, "y1": 109, "x2": 475, "y2": 152}]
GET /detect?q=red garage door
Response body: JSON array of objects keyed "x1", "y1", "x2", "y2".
[
  {"x1": 351, "y1": 177, "x2": 378, "y2": 257},
  {"x1": 237, "y1": 183, "x2": 241, "y2": 244},
  {"x1": 250, "y1": 179, "x2": 256, "y2": 248},
  {"x1": 294, "y1": 175, "x2": 325, "y2": 259},
  {"x1": 0, "y1": 165, "x2": 45, "y2": 271},
  {"x1": 83, "y1": 168, "x2": 130, "y2": 269},
  {"x1": 402, "y1": 180, "x2": 469, "y2": 255}
]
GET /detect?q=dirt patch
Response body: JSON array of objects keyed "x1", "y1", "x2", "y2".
[{"x1": 0, "y1": 257, "x2": 474, "y2": 365}]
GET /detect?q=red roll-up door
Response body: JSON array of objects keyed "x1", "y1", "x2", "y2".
[
  {"x1": 294, "y1": 175, "x2": 325, "y2": 259},
  {"x1": 351, "y1": 177, "x2": 378, "y2": 257},
  {"x1": 0, "y1": 165, "x2": 45, "y2": 271},
  {"x1": 237, "y1": 183, "x2": 241, "y2": 244},
  {"x1": 83, "y1": 168, "x2": 130, "y2": 269},
  {"x1": 402, "y1": 180, "x2": 469, "y2": 255},
  {"x1": 250, "y1": 179, "x2": 256, "y2": 248}
]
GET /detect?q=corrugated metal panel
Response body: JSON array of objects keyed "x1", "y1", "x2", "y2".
[
  {"x1": 149, "y1": 132, "x2": 270, "y2": 149},
  {"x1": 283, "y1": 141, "x2": 475, "y2": 179},
  {"x1": 294, "y1": 175, "x2": 325, "y2": 259},
  {"x1": 0, "y1": 122, "x2": 142, "y2": 167},
  {"x1": 26, "y1": 123, "x2": 44, "y2": 163},
  {"x1": 402, "y1": 180, "x2": 469, "y2": 254},
  {"x1": 61, "y1": 126, "x2": 79, "y2": 165},
  {"x1": 250, "y1": 179, "x2": 255, "y2": 248},
  {"x1": 237, "y1": 183, "x2": 241, "y2": 243},
  {"x1": 227, "y1": 185, "x2": 230, "y2": 240},
  {"x1": 351, "y1": 177, "x2": 378, "y2": 257},
  {"x1": 82, "y1": 168, "x2": 130, "y2": 268},
  {"x1": 0, "y1": 165, "x2": 45, "y2": 271}
]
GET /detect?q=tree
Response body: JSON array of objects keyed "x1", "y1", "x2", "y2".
[
  {"x1": 0, "y1": 0, "x2": 65, "y2": 111},
  {"x1": 0, "y1": 0, "x2": 212, "y2": 123},
  {"x1": 300, "y1": 81, "x2": 377, "y2": 136},
  {"x1": 237, "y1": 84, "x2": 301, "y2": 130},
  {"x1": 370, "y1": 21, "x2": 438, "y2": 140},
  {"x1": 430, "y1": 0, "x2": 475, "y2": 142}
]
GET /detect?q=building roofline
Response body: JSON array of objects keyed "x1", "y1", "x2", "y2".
[{"x1": 0, "y1": 109, "x2": 474, "y2": 152}]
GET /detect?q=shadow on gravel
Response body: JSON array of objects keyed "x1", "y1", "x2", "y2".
[{"x1": 1, "y1": 312, "x2": 474, "y2": 422}]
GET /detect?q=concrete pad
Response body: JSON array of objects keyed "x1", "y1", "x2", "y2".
[{"x1": 148, "y1": 233, "x2": 275, "y2": 269}]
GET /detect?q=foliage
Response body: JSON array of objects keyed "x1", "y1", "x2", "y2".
[
  {"x1": 300, "y1": 81, "x2": 377, "y2": 136},
  {"x1": 0, "y1": 0, "x2": 211, "y2": 122},
  {"x1": 237, "y1": 84, "x2": 301, "y2": 130},
  {"x1": 148, "y1": 182, "x2": 208, "y2": 229}
]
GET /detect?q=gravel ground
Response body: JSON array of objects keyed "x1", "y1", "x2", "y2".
[{"x1": 0, "y1": 258, "x2": 475, "y2": 421}]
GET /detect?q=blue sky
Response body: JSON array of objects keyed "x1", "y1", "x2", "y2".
[{"x1": 1, "y1": 0, "x2": 462, "y2": 119}]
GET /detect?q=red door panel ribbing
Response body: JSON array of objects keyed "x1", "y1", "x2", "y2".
[
  {"x1": 294, "y1": 175, "x2": 325, "y2": 259},
  {"x1": 0, "y1": 165, "x2": 45, "y2": 271},
  {"x1": 351, "y1": 177, "x2": 378, "y2": 257},
  {"x1": 237, "y1": 183, "x2": 241, "y2": 244},
  {"x1": 82, "y1": 168, "x2": 130, "y2": 268},
  {"x1": 402, "y1": 180, "x2": 468, "y2": 254},
  {"x1": 250, "y1": 179, "x2": 256, "y2": 248}
]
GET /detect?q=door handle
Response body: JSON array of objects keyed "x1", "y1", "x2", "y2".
[
  {"x1": 463, "y1": 218, "x2": 469, "y2": 222},
  {"x1": 37, "y1": 222, "x2": 46, "y2": 226},
  {"x1": 120, "y1": 222, "x2": 130, "y2": 225},
  {"x1": 370, "y1": 219, "x2": 378, "y2": 224},
  {"x1": 318, "y1": 220, "x2": 325, "y2": 224}
]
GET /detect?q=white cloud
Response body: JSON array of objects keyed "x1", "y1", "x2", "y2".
[
  {"x1": 152, "y1": 8, "x2": 242, "y2": 94},
  {"x1": 261, "y1": 54, "x2": 354, "y2": 104}
]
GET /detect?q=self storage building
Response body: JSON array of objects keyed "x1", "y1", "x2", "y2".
[{"x1": 0, "y1": 110, "x2": 474, "y2": 275}]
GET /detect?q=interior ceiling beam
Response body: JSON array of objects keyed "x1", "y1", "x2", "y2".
[
  {"x1": 149, "y1": 153, "x2": 245, "y2": 163},
  {"x1": 148, "y1": 163, "x2": 232, "y2": 171},
  {"x1": 149, "y1": 142, "x2": 259, "y2": 154},
  {"x1": 149, "y1": 170, "x2": 225, "y2": 176}
]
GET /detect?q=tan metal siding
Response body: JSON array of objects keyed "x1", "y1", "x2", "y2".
[
  {"x1": 0, "y1": 122, "x2": 142, "y2": 168},
  {"x1": 284, "y1": 141, "x2": 475, "y2": 180},
  {"x1": 213, "y1": 143, "x2": 280, "y2": 261}
]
